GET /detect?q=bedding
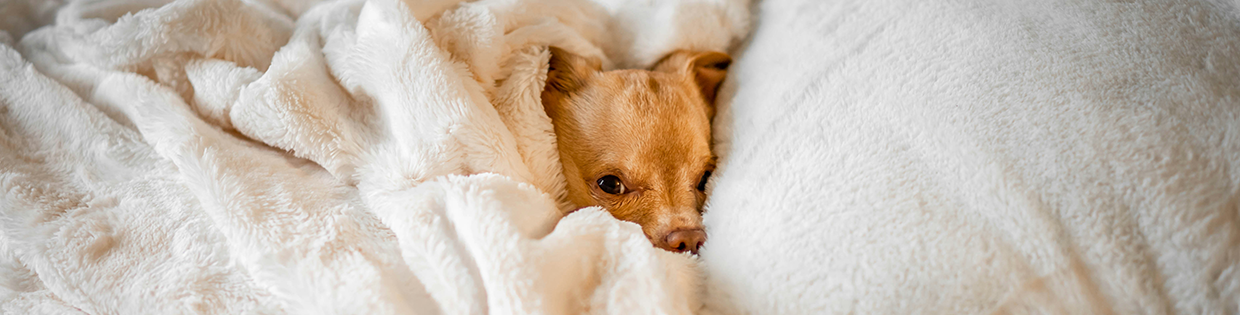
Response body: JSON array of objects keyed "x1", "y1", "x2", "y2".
[
  {"x1": 0, "y1": 0, "x2": 748, "y2": 313},
  {"x1": 4, "y1": 0, "x2": 1239, "y2": 313},
  {"x1": 700, "y1": 0, "x2": 1240, "y2": 314}
]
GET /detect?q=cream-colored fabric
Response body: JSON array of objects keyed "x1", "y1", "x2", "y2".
[
  {"x1": 701, "y1": 0, "x2": 1240, "y2": 314},
  {"x1": 0, "y1": 0, "x2": 749, "y2": 313}
]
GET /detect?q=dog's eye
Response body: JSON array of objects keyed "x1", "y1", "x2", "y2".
[
  {"x1": 597, "y1": 175, "x2": 626, "y2": 195},
  {"x1": 696, "y1": 171, "x2": 712, "y2": 191}
]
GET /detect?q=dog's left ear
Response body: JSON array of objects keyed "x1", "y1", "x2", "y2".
[{"x1": 653, "y1": 50, "x2": 733, "y2": 107}]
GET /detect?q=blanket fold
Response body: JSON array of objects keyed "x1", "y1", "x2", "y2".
[{"x1": 0, "y1": 0, "x2": 751, "y2": 313}]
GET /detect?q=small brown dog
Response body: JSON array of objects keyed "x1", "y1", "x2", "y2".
[{"x1": 541, "y1": 47, "x2": 731, "y2": 254}]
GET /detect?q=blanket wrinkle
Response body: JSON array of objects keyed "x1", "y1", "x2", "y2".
[
  {"x1": 1, "y1": 0, "x2": 750, "y2": 313},
  {"x1": 1, "y1": 43, "x2": 278, "y2": 315}
]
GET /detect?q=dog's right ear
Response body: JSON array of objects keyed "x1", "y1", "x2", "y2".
[{"x1": 545, "y1": 46, "x2": 601, "y2": 93}]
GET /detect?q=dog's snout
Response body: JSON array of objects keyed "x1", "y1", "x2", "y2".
[{"x1": 661, "y1": 229, "x2": 706, "y2": 254}]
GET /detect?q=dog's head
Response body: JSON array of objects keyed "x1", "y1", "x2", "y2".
[{"x1": 541, "y1": 47, "x2": 731, "y2": 254}]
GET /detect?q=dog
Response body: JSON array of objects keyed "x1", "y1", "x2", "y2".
[{"x1": 541, "y1": 46, "x2": 731, "y2": 254}]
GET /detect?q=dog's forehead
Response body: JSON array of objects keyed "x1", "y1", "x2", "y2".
[
  {"x1": 600, "y1": 72, "x2": 711, "y2": 148},
  {"x1": 594, "y1": 72, "x2": 699, "y2": 114},
  {"x1": 566, "y1": 69, "x2": 713, "y2": 178}
]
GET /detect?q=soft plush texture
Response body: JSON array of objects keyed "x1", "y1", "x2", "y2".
[
  {"x1": 5, "y1": 0, "x2": 1239, "y2": 314},
  {"x1": 0, "y1": 0, "x2": 749, "y2": 313},
  {"x1": 701, "y1": 0, "x2": 1240, "y2": 314}
]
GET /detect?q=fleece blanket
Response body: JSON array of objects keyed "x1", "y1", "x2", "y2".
[
  {"x1": 700, "y1": 0, "x2": 1240, "y2": 314},
  {"x1": 0, "y1": 0, "x2": 749, "y2": 313}
]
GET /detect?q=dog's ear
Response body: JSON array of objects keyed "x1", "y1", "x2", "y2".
[
  {"x1": 652, "y1": 50, "x2": 733, "y2": 106},
  {"x1": 545, "y1": 46, "x2": 602, "y2": 93}
]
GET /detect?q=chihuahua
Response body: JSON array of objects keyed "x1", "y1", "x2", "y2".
[{"x1": 541, "y1": 46, "x2": 731, "y2": 254}]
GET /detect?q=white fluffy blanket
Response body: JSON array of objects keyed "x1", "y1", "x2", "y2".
[
  {"x1": 700, "y1": 0, "x2": 1240, "y2": 314},
  {"x1": 0, "y1": 0, "x2": 748, "y2": 313}
]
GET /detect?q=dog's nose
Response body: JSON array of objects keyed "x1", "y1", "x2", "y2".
[{"x1": 662, "y1": 229, "x2": 706, "y2": 254}]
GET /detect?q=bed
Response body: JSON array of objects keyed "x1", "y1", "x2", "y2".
[
  {"x1": 702, "y1": 0, "x2": 1240, "y2": 313},
  {"x1": 1, "y1": 0, "x2": 1237, "y2": 314}
]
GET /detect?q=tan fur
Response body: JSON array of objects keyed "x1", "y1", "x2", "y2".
[{"x1": 542, "y1": 46, "x2": 731, "y2": 253}]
